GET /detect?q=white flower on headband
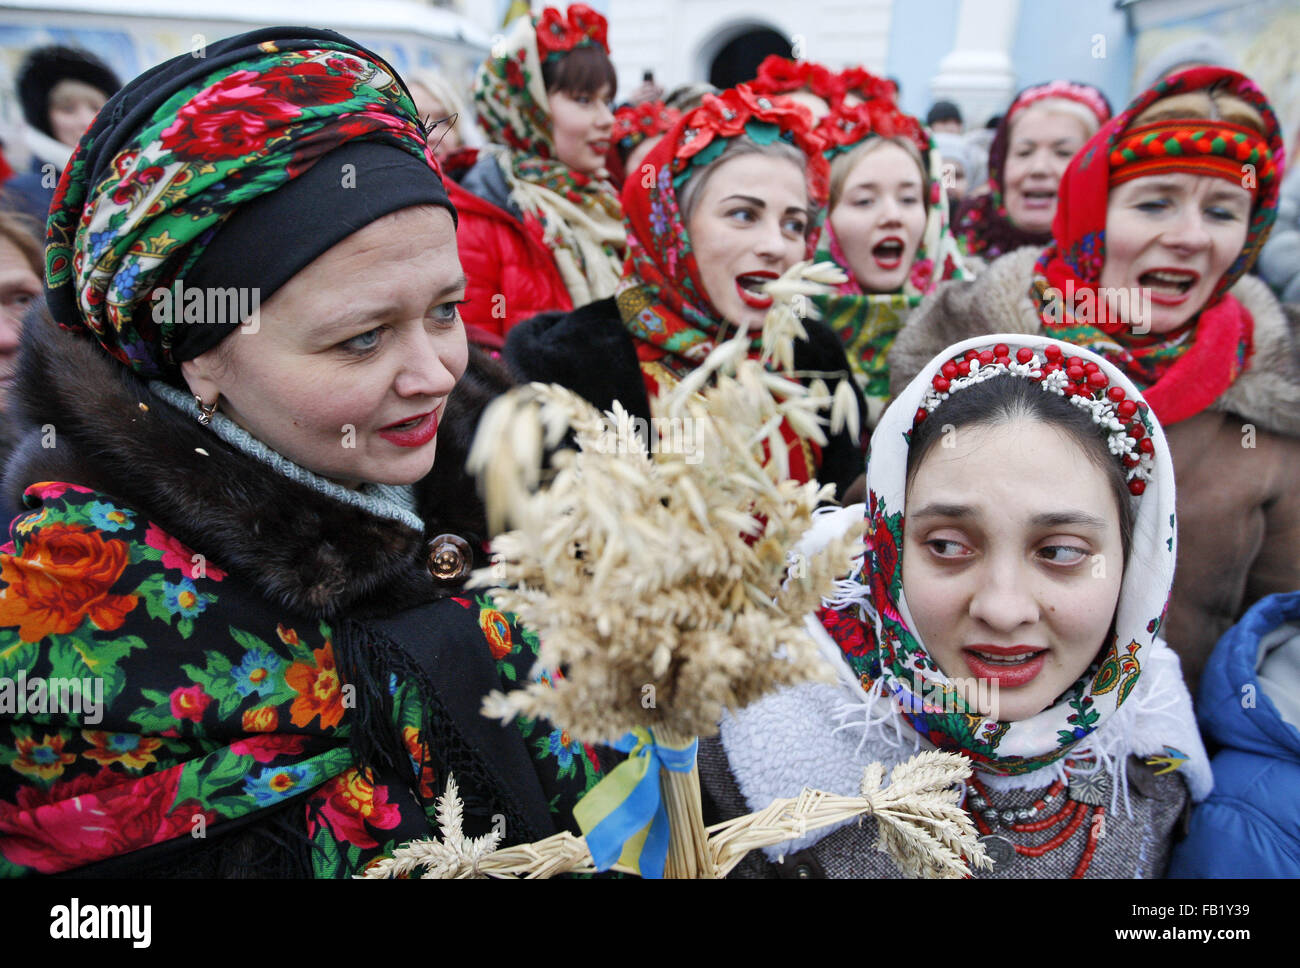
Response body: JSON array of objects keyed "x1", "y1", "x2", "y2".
[{"x1": 914, "y1": 343, "x2": 1156, "y2": 495}]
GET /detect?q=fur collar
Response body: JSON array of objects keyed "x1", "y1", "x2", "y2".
[
  {"x1": 1, "y1": 306, "x2": 510, "y2": 620},
  {"x1": 891, "y1": 246, "x2": 1300, "y2": 437}
]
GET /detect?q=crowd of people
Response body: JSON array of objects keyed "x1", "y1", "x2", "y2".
[{"x1": 0, "y1": 5, "x2": 1295, "y2": 879}]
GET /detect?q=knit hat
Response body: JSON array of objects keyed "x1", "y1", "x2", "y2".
[{"x1": 16, "y1": 45, "x2": 120, "y2": 137}]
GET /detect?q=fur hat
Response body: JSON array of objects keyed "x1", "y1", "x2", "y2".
[{"x1": 15, "y1": 44, "x2": 120, "y2": 136}]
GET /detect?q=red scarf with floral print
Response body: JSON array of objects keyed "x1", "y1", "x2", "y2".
[
  {"x1": 1031, "y1": 67, "x2": 1285, "y2": 426},
  {"x1": 614, "y1": 86, "x2": 831, "y2": 482}
]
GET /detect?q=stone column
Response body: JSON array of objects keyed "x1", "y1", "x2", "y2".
[{"x1": 929, "y1": 0, "x2": 1020, "y2": 127}]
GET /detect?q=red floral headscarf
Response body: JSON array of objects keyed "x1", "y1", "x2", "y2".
[
  {"x1": 614, "y1": 85, "x2": 830, "y2": 483},
  {"x1": 1031, "y1": 67, "x2": 1284, "y2": 426},
  {"x1": 615, "y1": 85, "x2": 828, "y2": 372}
]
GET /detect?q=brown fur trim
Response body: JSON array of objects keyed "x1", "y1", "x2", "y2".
[
  {"x1": 889, "y1": 247, "x2": 1300, "y2": 436},
  {"x1": 1, "y1": 306, "x2": 510, "y2": 619}
]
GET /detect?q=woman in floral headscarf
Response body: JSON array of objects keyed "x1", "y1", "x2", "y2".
[
  {"x1": 893, "y1": 67, "x2": 1300, "y2": 697},
  {"x1": 812, "y1": 94, "x2": 969, "y2": 425},
  {"x1": 0, "y1": 27, "x2": 604, "y2": 878},
  {"x1": 699, "y1": 334, "x2": 1211, "y2": 878},
  {"x1": 954, "y1": 80, "x2": 1111, "y2": 266},
  {"x1": 505, "y1": 85, "x2": 866, "y2": 496},
  {"x1": 446, "y1": 4, "x2": 625, "y2": 349}
]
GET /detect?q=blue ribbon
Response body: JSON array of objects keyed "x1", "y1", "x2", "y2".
[{"x1": 575, "y1": 727, "x2": 699, "y2": 879}]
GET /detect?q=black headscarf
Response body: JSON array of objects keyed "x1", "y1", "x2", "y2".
[{"x1": 44, "y1": 26, "x2": 457, "y2": 378}]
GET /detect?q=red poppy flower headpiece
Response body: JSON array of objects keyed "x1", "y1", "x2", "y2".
[
  {"x1": 836, "y1": 67, "x2": 899, "y2": 107},
  {"x1": 750, "y1": 55, "x2": 843, "y2": 102},
  {"x1": 668, "y1": 85, "x2": 830, "y2": 208},
  {"x1": 612, "y1": 100, "x2": 681, "y2": 153},
  {"x1": 818, "y1": 98, "x2": 928, "y2": 158},
  {"x1": 534, "y1": 4, "x2": 610, "y2": 62}
]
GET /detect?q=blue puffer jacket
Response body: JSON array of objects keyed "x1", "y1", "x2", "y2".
[{"x1": 1168, "y1": 592, "x2": 1300, "y2": 877}]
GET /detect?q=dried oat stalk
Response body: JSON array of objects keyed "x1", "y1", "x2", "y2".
[
  {"x1": 465, "y1": 261, "x2": 863, "y2": 745},
  {"x1": 361, "y1": 751, "x2": 990, "y2": 879}
]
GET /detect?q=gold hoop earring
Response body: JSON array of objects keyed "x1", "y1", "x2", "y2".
[{"x1": 194, "y1": 395, "x2": 218, "y2": 426}]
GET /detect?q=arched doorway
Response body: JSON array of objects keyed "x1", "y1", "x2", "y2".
[{"x1": 707, "y1": 26, "x2": 791, "y2": 89}]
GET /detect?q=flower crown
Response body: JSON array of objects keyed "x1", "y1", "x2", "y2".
[
  {"x1": 836, "y1": 67, "x2": 899, "y2": 107},
  {"x1": 818, "y1": 99, "x2": 928, "y2": 158},
  {"x1": 535, "y1": 4, "x2": 609, "y2": 62},
  {"x1": 613, "y1": 100, "x2": 681, "y2": 151},
  {"x1": 912, "y1": 343, "x2": 1156, "y2": 495},
  {"x1": 751, "y1": 56, "x2": 842, "y2": 101},
  {"x1": 672, "y1": 86, "x2": 830, "y2": 206}
]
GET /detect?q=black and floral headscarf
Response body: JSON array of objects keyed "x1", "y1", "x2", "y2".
[{"x1": 46, "y1": 27, "x2": 455, "y2": 379}]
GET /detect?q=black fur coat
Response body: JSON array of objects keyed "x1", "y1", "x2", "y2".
[{"x1": 0, "y1": 307, "x2": 592, "y2": 877}]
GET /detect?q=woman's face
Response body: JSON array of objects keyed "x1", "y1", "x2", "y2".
[
  {"x1": 549, "y1": 84, "x2": 614, "y2": 175},
  {"x1": 48, "y1": 79, "x2": 107, "y2": 148},
  {"x1": 182, "y1": 206, "x2": 468, "y2": 488},
  {"x1": 1098, "y1": 172, "x2": 1252, "y2": 334},
  {"x1": 408, "y1": 83, "x2": 461, "y2": 160},
  {"x1": 902, "y1": 417, "x2": 1124, "y2": 722},
  {"x1": 1002, "y1": 106, "x2": 1090, "y2": 235},
  {"x1": 0, "y1": 235, "x2": 41, "y2": 408},
  {"x1": 829, "y1": 141, "x2": 927, "y2": 293},
  {"x1": 685, "y1": 153, "x2": 810, "y2": 332}
]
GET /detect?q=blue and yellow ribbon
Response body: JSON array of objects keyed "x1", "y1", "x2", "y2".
[{"x1": 574, "y1": 726, "x2": 699, "y2": 879}]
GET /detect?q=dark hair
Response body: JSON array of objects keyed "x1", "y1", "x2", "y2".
[
  {"x1": 926, "y1": 100, "x2": 963, "y2": 127},
  {"x1": 905, "y1": 374, "x2": 1136, "y2": 561},
  {"x1": 540, "y1": 45, "x2": 618, "y2": 98}
]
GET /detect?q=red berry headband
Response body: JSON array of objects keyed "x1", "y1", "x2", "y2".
[{"x1": 913, "y1": 343, "x2": 1157, "y2": 495}]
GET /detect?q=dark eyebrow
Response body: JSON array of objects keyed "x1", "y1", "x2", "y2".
[
  {"x1": 847, "y1": 179, "x2": 921, "y2": 191},
  {"x1": 909, "y1": 504, "x2": 1108, "y2": 532},
  {"x1": 910, "y1": 502, "x2": 973, "y2": 520},
  {"x1": 1205, "y1": 187, "x2": 1250, "y2": 205},
  {"x1": 719, "y1": 194, "x2": 765, "y2": 207},
  {"x1": 1029, "y1": 511, "x2": 1109, "y2": 531}
]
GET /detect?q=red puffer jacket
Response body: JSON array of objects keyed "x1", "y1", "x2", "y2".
[{"x1": 445, "y1": 149, "x2": 573, "y2": 349}]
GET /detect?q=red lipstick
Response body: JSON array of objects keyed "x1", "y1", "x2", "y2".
[
  {"x1": 378, "y1": 409, "x2": 439, "y2": 448},
  {"x1": 735, "y1": 270, "x2": 778, "y2": 310},
  {"x1": 962, "y1": 645, "x2": 1047, "y2": 689}
]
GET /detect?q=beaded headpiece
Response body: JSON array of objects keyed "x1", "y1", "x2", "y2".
[{"x1": 913, "y1": 342, "x2": 1157, "y2": 495}]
